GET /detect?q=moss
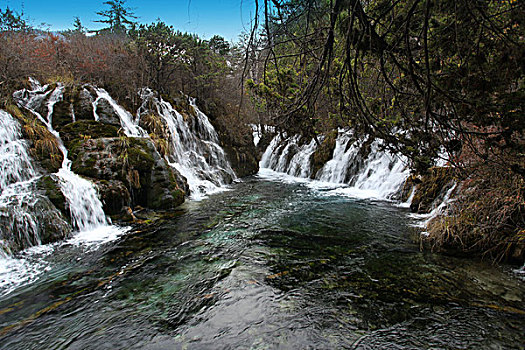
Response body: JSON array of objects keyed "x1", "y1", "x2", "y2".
[
  {"x1": 126, "y1": 145, "x2": 155, "y2": 172},
  {"x1": 168, "y1": 170, "x2": 186, "y2": 206},
  {"x1": 61, "y1": 120, "x2": 119, "y2": 147},
  {"x1": 71, "y1": 157, "x2": 98, "y2": 178}
]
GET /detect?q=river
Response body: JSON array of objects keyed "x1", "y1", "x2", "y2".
[{"x1": 0, "y1": 174, "x2": 523, "y2": 349}]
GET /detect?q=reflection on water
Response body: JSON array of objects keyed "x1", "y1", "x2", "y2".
[{"x1": 0, "y1": 177, "x2": 523, "y2": 349}]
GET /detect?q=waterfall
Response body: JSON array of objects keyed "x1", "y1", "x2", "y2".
[
  {"x1": 316, "y1": 130, "x2": 364, "y2": 184},
  {"x1": 0, "y1": 110, "x2": 36, "y2": 189},
  {"x1": 411, "y1": 183, "x2": 457, "y2": 230},
  {"x1": 13, "y1": 82, "x2": 109, "y2": 231},
  {"x1": 260, "y1": 129, "x2": 410, "y2": 200},
  {"x1": 150, "y1": 96, "x2": 236, "y2": 199},
  {"x1": 92, "y1": 87, "x2": 147, "y2": 137},
  {"x1": 348, "y1": 140, "x2": 410, "y2": 197},
  {"x1": 0, "y1": 110, "x2": 42, "y2": 251}
]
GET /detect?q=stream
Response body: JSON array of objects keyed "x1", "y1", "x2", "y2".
[{"x1": 0, "y1": 174, "x2": 524, "y2": 349}]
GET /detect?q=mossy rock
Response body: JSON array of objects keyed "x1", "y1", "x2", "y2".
[
  {"x1": 73, "y1": 86, "x2": 97, "y2": 121},
  {"x1": 52, "y1": 100, "x2": 75, "y2": 131},
  {"x1": 126, "y1": 139, "x2": 155, "y2": 173},
  {"x1": 61, "y1": 120, "x2": 119, "y2": 148},
  {"x1": 95, "y1": 98, "x2": 122, "y2": 126},
  {"x1": 5, "y1": 102, "x2": 63, "y2": 173},
  {"x1": 311, "y1": 130, "x2": 337, "y2": 178},
  {"x1": 0, "y1": 193, "x2": 72, "y2": 254},
  {"x1": 69, "y1": 136, "x2": 186, "y2": 211},
  {"x1": 410, "y1": 167, "x2": 455, "y2": 213},
  {"x1": 95, "y1": 179, "x2": 132, "y2": 215},
  {"x1": 37, "y1": 175, "x2": 68, "y2": 219}
]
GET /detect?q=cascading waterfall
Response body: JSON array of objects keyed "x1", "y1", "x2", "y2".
[
  {"x1": 150, "y1": 95, "x2": 236, "y2": 199},
  {"x1": 13, "y1": 82, "x2": 109, "y2": 231},
  {"x1": 92, "y1": 87, "x2": 147, "y2": 137},
  {"x1": 0, "y1": 109, "x2": 73, "y2": 295},
  {"x1": 10, "y1": 79, "x2": 235, "y2": 227},
  {"x1": 316, "y1": 130, "x2": 365, "y2": 184},
  {"x1": 338, "y1": 140, "x2": 410, "y2": 198},
  {"x1": 0, "y1": 110, "x2": 43, "y2": 251},
  {"x1": 260, "y1": 129, "x2": 410, "y2": 200}
]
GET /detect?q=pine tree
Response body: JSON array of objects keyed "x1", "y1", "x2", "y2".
[
  {"x1": 95, "y1": 0, "x2": 137, "y2": 34},
  {"x1": 72, "y1": 16, "x2": 85, "y2": 34},
  {"x1": 0, "y1": 6, "x2": 29, "y2": 31}
]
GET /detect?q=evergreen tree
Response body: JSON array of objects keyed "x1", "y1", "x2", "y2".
[
  {"x1": 95, "y1": 0, "x2": 137, "y2": 34},
  {"x1": 72, "y1": 16, "x2": 85, "y2": 34},
  {"x1": 0, "y1": 6, "x2": 29, "y2": 31}
]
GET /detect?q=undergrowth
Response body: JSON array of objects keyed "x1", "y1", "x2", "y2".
[{"x1": 426, "y1": 165, "x2": 525, "y2": 263}]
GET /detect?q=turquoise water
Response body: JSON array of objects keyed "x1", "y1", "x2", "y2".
[{"x1": 0, "y1": 176, "x2": 523, "y2": 349}]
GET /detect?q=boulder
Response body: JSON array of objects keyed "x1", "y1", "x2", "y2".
[
  {"x1": 95, "y1": 98, "x2": 122, "y2": 127},
  {"x1": 74, "y1": 87, "x2": 96, "y2": 121},
  {"x1": 61, "y1": 120, "x2": 119, "y2": 149},
  {"x1": 69, "y1": 137, "x2": 186, "y2": 212},
  {"x1": 0, "y1": 191, "x2": 71, "y2": 253},
  {"x1": 95, "y1": 180, "x2": 132, "y2": 215},
  {"x1": 37, "y1": 175, "x2": 68, "y2": 219}
]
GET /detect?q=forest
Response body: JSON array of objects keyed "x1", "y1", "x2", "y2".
[{"x1": 0, "y1": 0, "x2": 523, "y2": 348}]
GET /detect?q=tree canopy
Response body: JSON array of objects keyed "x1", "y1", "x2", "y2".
[{"x1": 246, "y1": 0, "x2": 524, "y2": 175}]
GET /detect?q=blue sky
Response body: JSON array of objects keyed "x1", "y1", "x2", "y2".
[{"x1": 3, "y1": 0, "x2": 256, "y2": 41}]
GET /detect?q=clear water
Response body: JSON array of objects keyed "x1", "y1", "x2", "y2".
[{"x1": 0, "y1": 176, "x2": 523, "y2": 349}]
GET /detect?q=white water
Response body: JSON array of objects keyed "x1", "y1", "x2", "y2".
[
  {"x1": 1, "y1": 82, "x2": 136, "y2": 296},
  {"x1": 0, "y1": 111, "x2": 52, "y2": 295},
  {"x1": 260, "y1": 129, "x2": 410, "y2": 200},
  {"x1": 0, "y1": 110, "x2": 43, "y2": 251},
  {"x1": 0, "y1": 110, "x2": 36, "y2": 189},
  {"x1": 92, "y1": 87, "x2": 147, "y2": 137},
  {"x1": 2, "y1": 80, "x2": 236, "y2": 295},
  {"x1": 147, "y1": 95, "x2": 236, "y2": 199},
  {"x1": 13, "y1": 82, "x2": 110, "y2": 232},
  {"x1": 410, "y1": 183, "x2": 457, "y2": 230},
  {"x1": 316, "y1": 130, "x2": 363, "y2": 184}
]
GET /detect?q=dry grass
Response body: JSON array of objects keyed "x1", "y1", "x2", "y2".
[
  {"x1": 425, "y1": 165, "x2": 525, "y2": 263},
  {"x1": 4, "y1": 102, "x2": 63, "y2": 168},
  {"x1": 141, "y1": 113, "x2": 166, "y2": 136},
  {"x1": 140, "y1": 113, "x2": 171, "y2": 158},
  {"x1": 150, "y1": 134, "x2": 170, "y2": 158}
]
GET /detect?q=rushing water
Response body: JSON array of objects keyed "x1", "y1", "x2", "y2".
[
  {"x1": 143, "y1": 93, "x2": 236, "y2": 199},
  {"x1": 261, "y1": 130, "x2": 410, "y2": 200},
  {"x1": 0, "y1": 110, "x2": 44, "y2": 252},
  {"x1": 0, "y1": 176, "x2": 522, "y2": 349},
  {"x1": 92, "y1": 87, "x2": 147, "y2": 137},
  {"x1": 13, "y1": 82, "x2": 109, "y2": 232}
]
